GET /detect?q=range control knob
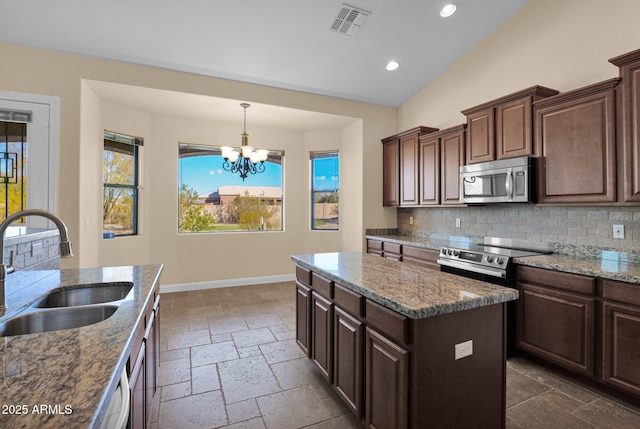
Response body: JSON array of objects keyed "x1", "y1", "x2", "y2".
[
  {"x1": 452, "y1": 250, "x2": 460, "y2": 257},
  {"x1": 495, "y1": 258, "x2": 505, "y2": 265},
  {"x1": 486, "y1": 256, "x2": 494, "y2": 263}
]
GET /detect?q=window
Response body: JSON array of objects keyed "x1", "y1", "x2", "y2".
[
  {"x1": 178, "y1": 143, "x2": 284, "y2": 233},
  {"x1": 103, "y1": 131, "x2": 142, "y2": 236},
  {"x1": 0, "y1": 120, "x2": 27, "y2": 220},
  {"x1": 311, "y1": 151, "x2": 339, "y2": 230}
]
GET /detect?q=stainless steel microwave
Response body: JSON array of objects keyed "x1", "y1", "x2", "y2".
[{"x1": 460, "y1": 156, "x2": 535, "y2": 204}]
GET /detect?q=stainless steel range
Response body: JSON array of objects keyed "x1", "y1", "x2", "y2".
[{"x1": 437, "y1": 237, "x2": 554, "y2": 286}]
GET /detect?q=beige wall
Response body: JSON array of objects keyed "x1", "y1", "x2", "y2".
[
  {"x1": 400, "y1": 0, "x2": 640, "y2": 130},
  {"x1": 1, "y1": 42, "x2": 397, "y2": 285}
]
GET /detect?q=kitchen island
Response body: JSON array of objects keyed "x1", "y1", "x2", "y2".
[
  {"x1": 0, "y1": 263, "x2": 162, "y2": 429},
  {"x1": 292, "y1": 251, "x2": 518, "y2": 429}
]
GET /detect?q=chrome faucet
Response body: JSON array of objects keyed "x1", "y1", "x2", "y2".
[{"x1": 0, "y1": 209, "x2": 73, "y2": 309}]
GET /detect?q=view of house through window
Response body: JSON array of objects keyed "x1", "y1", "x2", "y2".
[
  {"x1": 311, "y1": 151, "x2": 339, "y2": 230},
  {"x1": 103, "y1": 131, "x2": 141, "y2": 236},
  {"x1": 0, "y1": 120, "x2": 27, "y2": 220},
  {"x1": 178, "y1": 143, "x2": 284, "y2": 233}
]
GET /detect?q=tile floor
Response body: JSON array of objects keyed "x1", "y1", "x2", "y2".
[{"x1": 150, "y1": 282, "x2": 640, "y2": 429}]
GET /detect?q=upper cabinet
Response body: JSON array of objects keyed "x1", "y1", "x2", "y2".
[
  {"x1": 419, "y1": 125, "x2": 466, "y2": 205},
  {"x1": 382, "y1": 126, "x2": 438, "y2": 207},
  {"x1": 534, "y1": 79, "x2": 620, "y2": 204},
  {"x1": 462, "y1": 86, "x2": 559, "y2": 164},
  {"x1": 610, "y1": 49, "x2": 640, "y2": 203}
]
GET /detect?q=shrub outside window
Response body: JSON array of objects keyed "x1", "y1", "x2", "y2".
[
  {"x1": 311, "y1": 151, "x2": 339, "y2": 230},
  {"x1": 178, "y1": 143, "x2": 284, "y2": 233},
  {"x1": 103, "y1": 131, "x2": 141, "y2": 237}
]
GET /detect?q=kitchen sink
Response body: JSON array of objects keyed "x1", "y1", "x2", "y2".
[
  {"x1": 0, "y1": 305, "x2": 118, "y2": 337},
  {"x1": 35, "y1": 282, "x2": 133, "y2": 308}
]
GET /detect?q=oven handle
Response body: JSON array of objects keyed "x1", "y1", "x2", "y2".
[{"x1": 437, "y1": 259, "x2": 507, "y2": 278}]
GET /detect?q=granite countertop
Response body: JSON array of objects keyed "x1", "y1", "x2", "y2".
[
  {"x1": 366, "y1": 234, "x2": 640, "y2": 284},
  {"x1": 292, "y1": 251, "x2": 518, "y2": 319},
  {"x1": 0, "y1": 263, "x2": 163, "y2": 429}
]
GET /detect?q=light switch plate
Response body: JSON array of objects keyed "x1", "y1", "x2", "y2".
[
  {"x1": 455, "y1": 340, "x2": 473, "y2": 360},
  {"x1": 613, "y1": 224, "x2": 625, "y2": 239},
  {"x1": 455, "y1": 218, "x2": 461, "y2": 228}
]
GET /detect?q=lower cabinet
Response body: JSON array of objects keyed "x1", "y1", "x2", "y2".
[
  {"x1": 128, "y1": 289, "x2": 160, "y2": 429},
  {"x1": 365, "y1": 240, "x2": 440, "y2": 271},
  {"x1": 365, "y1": 328, "x2": 408, "y2": 429},
  {"x1": 334, "y1": 307, "x2": 363, "y2": 415},
  {"x1": 311, "y1": 292, "x2": 333, "y2": 381},
  {"x1": 295, "y1": 281, "x2": 311, "y2": 356}
]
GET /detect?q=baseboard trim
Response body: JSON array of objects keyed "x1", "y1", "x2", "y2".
[{"x1": 160, "y1": 273, "x2": 296, "y2": 294}]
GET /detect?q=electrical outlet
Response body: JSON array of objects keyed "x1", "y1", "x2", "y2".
[
  {"x1": 613, "y1": 224, "x2": 625, "y2": 239},
  {"x1": 455, "y1": 340, "x2": 473, "y2": 360},
  {"x1": 455, "y1": 218, "x2": 461, "y2": 228},
  {"x1": 409, "y1": 216, "x2": 414, "y2": 225}
]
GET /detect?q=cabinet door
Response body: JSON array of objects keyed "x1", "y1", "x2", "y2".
[
  {"x1": 535, "y1": 82, "x2": 617, "y2": 204},
  {"x1": 296, "y1": 281, "x2": 311, "y2": 356},
  {"x1": 399, "y1": 134, "x2": 419, "y2": 205},
  {"x1": 602, "y1": 302, "x2": 640, "y2": 397},
  {"x1": 617, "y1": 57, "x2": 640, "y2": 202},
  {"x1": 382, "y1": 140, "x2": 400, "y2": 206},
  {"x1": 129, "y1": 342, "x2": 146, "y2": 429},
  {"x1": 441, "y1": 129, "x2": 465, "y2": 204},
  {"x1": 516, "y1": 282, "x2": 595, "y2": 376},
  {"x1": 365, "y1": 328, "x2": 408, "y2": 429},
  {"x1": 496, "y1": 96, "x2": 533, "y2": 159},
  {"x1": 312, "y1": 292, "x2": 333, "y2": 381},
  {"x1": 419, "y1": 137, "x2": 440, "y2": 205},
  {"x1": 334, "y1": 307, "x2": 363, "y2": 416},
  {"x1": 144, "y1": 308, "x2": 157, "y2": 425},
  {"x1": 466, "y1": 107, "x2": 495, "y2": 164}
]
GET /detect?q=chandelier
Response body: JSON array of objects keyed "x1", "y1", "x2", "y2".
[{"x1": 220, "y1": 103, "x2": 269, "y2": 181}]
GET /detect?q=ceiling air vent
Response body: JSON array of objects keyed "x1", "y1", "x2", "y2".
[{"x1": 330, "y1": 3, "x2": 371, "y2": 36}]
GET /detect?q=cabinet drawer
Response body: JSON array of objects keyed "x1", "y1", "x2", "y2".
[
  {"x1": 335, "y1": 283, "x2": 363, "y2": 318},
  {"x1": 365, "y1": 299, "x2": 409, "y2": 345},
  {"x1": 517, "y1": 265, "x2": 595, "y2": 295},
  {"x1": 383, "y1": 242, "x2": 402, "y2": 254},
  {"x1": 367, "y1": 240, "x2": 383, "y2": 251},
  {"x1": 296, "y1": 266, "x2": 311, "y2": 286},
  {"x1": 602, "y1": 280, "x2": 640, "y2": 307},
  {"x1": 402, "y1": 246, "x2": 439, "y2": 269},
  {"x1": 312, "y1": 272, "x2": 334, "y2": 299}
]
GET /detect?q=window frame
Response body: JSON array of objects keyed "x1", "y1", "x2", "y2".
[
  {"x1": 310, "y1": 150, "x2": 339, "y2": 231},
  {"x1": 103, "y1": 130, "x2": 142, "y2": 237}
]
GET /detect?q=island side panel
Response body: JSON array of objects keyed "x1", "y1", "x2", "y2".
[{"x1": 410, "y1": 302, "x2": 507, "y2": 429}]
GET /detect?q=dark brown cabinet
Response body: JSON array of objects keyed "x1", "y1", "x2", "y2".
[
  {"x1": 534, "y1": 79, "x2": 619, "y2": 204},
  {"x1": 128, "y1": 287, "x2": 160, "y2": 429},
  {"x1": 334, "y1": 306, "x2": 363, "y2": 416},
  {"x1": 610, "y1": 49, "x2": 640, "y2": 203},
  {"x1": 382, "y1": 126, "x2": 438, "y2": 207},
  {"x1": 311, "y1": 292, "x2": 333, "y2": 381},
  {"x1": 366, "y1": 240, "x2": 440, "y2": 270},
  {"x1": 601, "y1": 280, "x2": 640, "y2": 397},
  {"x1": 515, "y1": 265, "x2": 596, "y2": 377},
  {"x1": 419, "y1": 124, "x2": 466, "y2": 205},
  {"x1": 365, "y1": 328, "x2": 409, "y2": 429},
  {"x1": 462, "y1": 86, "x2": 559, "y2": 164},
  {"x1": 366, "y1": 239, "x2": 383, "y2": 257},
  {"x1": 295, "y1": 267, "x2": 312, "y2": 356}
]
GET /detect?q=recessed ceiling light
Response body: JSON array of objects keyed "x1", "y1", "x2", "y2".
[
  {"x1": 440, "y1": 3, "x2": 457, "y2": 17},
  {"x1": 386, "y1": 61, "x2": 399, "y2": 71}
]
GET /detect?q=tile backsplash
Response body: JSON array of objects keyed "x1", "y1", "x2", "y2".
[{"x1": 398, "y1": 205, "x2": 640, "y2": 251}]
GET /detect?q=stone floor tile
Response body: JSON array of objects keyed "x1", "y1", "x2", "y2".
[
  {"x1": 220, "y1": 417, "x2": 266, "y2": 429},
  {"x1": 244, "y1": 313, "x2": 283, "y2": 329},
  {"x1": 191, "y1": 341, "x2": 239, "y2": 367},
  {"x1": 237, "y1": 345, "x2": 262, "y2": 358},
  {"x1": 527, "y1": 368, "x2": 602, "y2": 405},
  {"x1": 232, "y1": 327, "x2": 277, "y2": 348},
  {"x1": 212, "y1": 332, "x2": 234, "y2": 343},
  {"x1": 226, "y1": 398, "x2": 262, "y2": 424},
  {"x1": 304, "y1": 414, "x2": 362, "y2": 429},
  {"x1": 157, "y1": 357, "x2": 191, "y2": 386},
  {"x1": 506, "y1": 390, "x2": 596, "y2": 429},
  {"x1": 218, "y1": 355, "x2": 281, "y2": 404},
  {"x1": 571, "y1": 398, "x2": 640, "y2": 429},
  {"x1": 192, "y1": 363, "x2": 221, "y2": 394},
  {"x1": 271, "y1": 358, "x2": 324, "y2": 390},
  {"x1": 268, "y1": 324, "x2": 291, "y2": 334},
  {"x1": 209, "y1": 316, "x2": 249, "y2": 335},
  {"x1": 167, "y1": 328, "x2": 211, "y2": 350},
  {"x1": 188, "y1": 314, "x2": 209, "y2": 331},
  {"x1": 158, "y1": 391, "x2": 227, "y2": 429},
  {"x1": 273, "y1": 330, "x2": 296, "y2": 341},
  {"x1": 257, "y1": 385, "x2": 332, "y2": 429},
  {"x1": 259, "y1": 339, "x2": 306, "y2": 364},
  {"x1": 321, "y1": 393, "x2": 353, "y2": 417},
  {"x1": 160, "y1": 347, "x2": 190, "y2": 363},
  {"x1": 506, "y1": 366, "x2": 552, "y2": 409},
  {"x1": 161, "y1": 381, "x2": 191, "y2": 402}
]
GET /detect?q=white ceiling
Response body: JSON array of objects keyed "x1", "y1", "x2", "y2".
[{"x1": 0, "y1": 0, "x2": 529, "y2": 108}]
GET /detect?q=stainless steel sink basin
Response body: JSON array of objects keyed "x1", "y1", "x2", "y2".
[
  {"x1": 0, "y1": 305, "x2": 118, "y2": 337},
  {"x1": 35, "y1": 282, "x2": 133, "y2": 308}
]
